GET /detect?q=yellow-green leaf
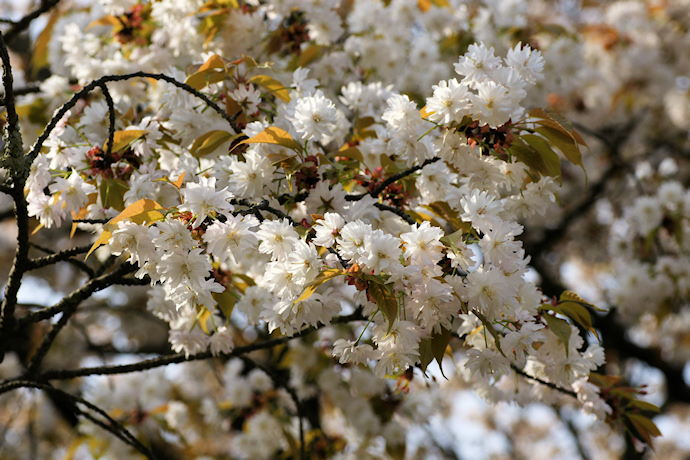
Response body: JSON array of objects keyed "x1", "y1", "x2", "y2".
[
  {"x1": 31, "y1": 9, "x2": 61, "y2": 78},
  {"x1": 294, "y1": 45, "x2": 323, "y2": 68},
  {"x1": 424, "y1": 201, "x2": 472, "y2": 233},
  {"x1": 511, "y1": 136, "x2": 561, "y2": 180},
  {"x1": 559, "y1": 290, "x2": 605, "y2": 311},
  {"x1": 239, "y1": 127, "x2": 301, "y2": 152},
  {"x1": 100, "y1": 178, "x2": 129, "y2": 211},
  {"x1": 367, "y1": 281, "x2": 398, "y2": 333},
  {"x1": 420, "y1": 106, "x2": 435, "y2": 119},
  {"x1": 198, "y1": 54, "x2": 226, "y2": 73},
  {"x1": 190, "y1": 130, "x2": 235, "y2": 157},
  {"x1": 556, "y1": 302, "x2": 597, "y2": 340},
  {"x1": 106, "y1": 130, "x2": 147, "y2": 153},
  {"x1": 535, "y1": 126, "x2": 583, "y2": 168},
  {"x1": 185, "y1": 55, "x2": 229, "y2": 90},
  {"x1": 294, "y1": 268, "x2": 345, "y2": 304},
  {"x1": 248, "y1": 74, "x2": 290, "y2": 103},
  {"x1": 337, "y1": 146, "x2": 364, "y2": 163},
  {"x1": 213, "y1": 290, "x2": 236, "y2": 319},
  {"x1": 87, "y1": 15, "x2": 121, "y2": 30},
  {"x1": 86, "y1": 199, "x2": 166, "y2": 259},
  {"x1": 543, "y1": 314, "x2": 572, "y2": 356}
]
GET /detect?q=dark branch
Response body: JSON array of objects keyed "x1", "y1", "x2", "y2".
[
  {"x1": 231, "y1": 198, "x2": 299, "y2": 226},
  {"x1": 0, "y1": 31, "x2": 19, "y2": 133},
  {"x1": 0, "y1": 380, "x2": 157, "y2": 459},
  {"x1": 28, "y1": 243, "x2": 93, "y2": 276},
  {"x1": 36, "y1": 311, "x2": 365, "y2": 381},
  {"x1": 21, "y1": 263, "x2": 138, "y2": 373},
  {"x1": 28, "y1": 71, "x2": 244, "y2": 163},
  {"x1": 373, "y1": 202, "x2": 416, "y2": 225},
  {"x1": 99, "y1": 82, "x2": 116, "y2": 158},
  {"x1": 511, "y1": 364, "x2": 577, "y2": 398},
  {"x1": 346, "y1": 157, "x2": 440, "y2": 202},
  {"x1": 2, "y1": 0, "x2": 62, "y2": 44}
]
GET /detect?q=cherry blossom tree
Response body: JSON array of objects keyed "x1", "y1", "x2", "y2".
[{"x1": 1, "y1": 0, "x2": 689, "y2": 459}]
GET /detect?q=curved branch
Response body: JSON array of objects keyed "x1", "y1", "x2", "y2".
[
  {"x1": 239, "y1": 356, "x2": 306, "y2": 460},
  {"x1": 28, "y1": 71, "x2": 244, "y2": 163},
  {"x1": 373, "y1": 202, "x2": 416, "y2": 225},
  {"x1": 0, "y1": 380, "x2": 157, "y2": 459},
  {"x1": 35, "y1": 311, "x2": 365, "y2": 381},
  {"x1": 27, "y1": 243, "x2": 93, "y2": 276},
  {"x1": 346, "y1": 157, "x2": 440, "y2": 202},
  {"x1": 23, "y1": 263, "x2": 138, "y2": 373},
  {"x1": 1, "y1": 0, "x2": 62, "y2": 44}
]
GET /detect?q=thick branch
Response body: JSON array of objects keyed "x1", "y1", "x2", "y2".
[{"x1": 0, "y1": 31, "x2": 19, "y2": 135}]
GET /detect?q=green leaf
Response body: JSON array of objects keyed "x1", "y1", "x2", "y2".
[
  {"x1": 99, "y1": 178, "x2": 128, "y2": 211},
  {"x1": 626, "y1": 414, "x2": 661, "y2": 448},
  {"x1": 367, "y1": 281, "x2": 398, "y2": 333},
  {"x1": 418, "y1": 338, "x2": 434, "y2": 373},
  {"x1": 520, "y1": 134, "x2": 562, "y2": 180},
  {"x1": 213, "y1": 290, "x2": 236, "y2": 319},
  {"x1": 508, "y1": 138, "x2": 561, "y2": 180},
  {"x1": 543, "y1": 314, "x2": 572, "y2": 356},
  {"x1": 630, "y1": 400, "x2": 661, "y2": 414},
  {"x1": 431, "y1": 327, "x2": 452, "y2": 378},
  {"x1": 294, "y1": 268, "x2": 345, "y2": 304}
]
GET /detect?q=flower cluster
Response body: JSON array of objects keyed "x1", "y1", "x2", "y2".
[{"x1": 4, "y1": 0, "x2": 686, "y2": 457}]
